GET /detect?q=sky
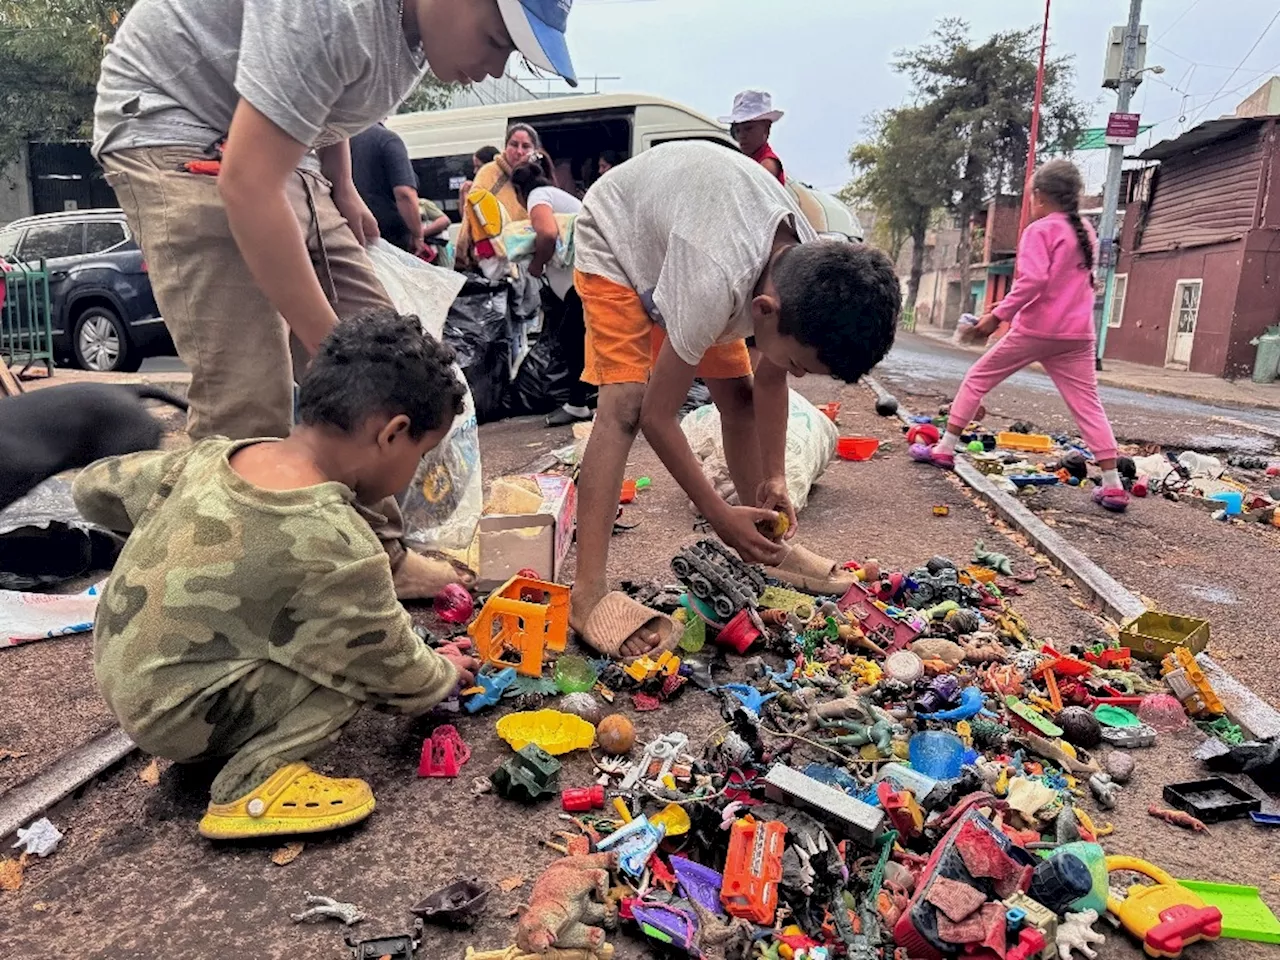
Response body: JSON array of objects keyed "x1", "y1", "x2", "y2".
[{"x1": 512, "y1": 0, "x2": 1280, "y2": 195}]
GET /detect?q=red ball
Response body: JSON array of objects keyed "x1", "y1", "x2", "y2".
[
  {"x1": 433, "y1": 583, "x2": 475, "y2": 624},
  {"x1": 907, "y1": 423, "x2": 941, "y2": 446}
]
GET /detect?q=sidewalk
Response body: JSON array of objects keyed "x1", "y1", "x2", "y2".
[
  {"x1": 3, "y1": 363, "x2": 191, "y2": 394},
  {"x1": 908, "y1": 326, "x2": 1280, "y2": 411}
]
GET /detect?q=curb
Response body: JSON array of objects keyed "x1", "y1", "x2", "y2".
[
  {"x1": 904, "y1": 331, "x2": 1280, "y2": 414},
  {"x1": 864, "y1": 375, "x2": 1146, "y2": 624}
]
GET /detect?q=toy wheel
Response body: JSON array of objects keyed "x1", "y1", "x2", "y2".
[
  {"x1": 690, "y1": 575, "x2": 712, "y2": 599},
  {"x1": 714, "y1": 596, "x2": 736, "y2": 621},
  {"x1": 671, "y1": 556, "x2": 692, "y2": 579}
]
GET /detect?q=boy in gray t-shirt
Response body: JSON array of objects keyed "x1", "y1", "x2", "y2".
[{"x1": 93, "y1": 0, "x2": 576, "y2": 602}]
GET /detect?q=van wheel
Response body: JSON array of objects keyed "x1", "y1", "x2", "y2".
[{"x1": 73, "y1": 306, "x2": 139, "y2": 372}]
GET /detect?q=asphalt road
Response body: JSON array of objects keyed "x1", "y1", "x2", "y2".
[{"x1": 879, "y1": 333, "x2": 1280, "y2": 454}]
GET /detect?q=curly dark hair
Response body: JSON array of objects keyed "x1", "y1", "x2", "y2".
[
  {"x1": 772, "y1": 241, "x2": 900, "y2": 383},
  {"x1": 297, "y1": 311, "x2": 466, "y2": 439}
]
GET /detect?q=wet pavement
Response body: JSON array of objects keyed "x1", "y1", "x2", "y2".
[{"x1": 880, "y1": 334, "x2": 1280, "y2": 455}]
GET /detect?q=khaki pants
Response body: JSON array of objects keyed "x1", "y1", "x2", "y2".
[{"x1": 102, "y1": 147, "x2": 405, "y2": 559}]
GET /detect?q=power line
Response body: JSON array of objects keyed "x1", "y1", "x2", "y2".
[
  {"x1": 1191, "y1": 5, "x2": 1280, "y2": 124},
  {"x1": 1153, "y1": 0, "x2": 1202, "y2": 43}
]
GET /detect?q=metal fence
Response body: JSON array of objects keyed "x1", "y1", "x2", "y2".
[{"x1": 1, "y1": 259, "x2": 55, "y2": 377}]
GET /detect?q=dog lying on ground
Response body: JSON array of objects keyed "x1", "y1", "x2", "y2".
[{"x1": 0, "y1": 383, "x2": 188, "y2": 512}]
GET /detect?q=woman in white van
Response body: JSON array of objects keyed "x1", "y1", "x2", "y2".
[
  {"x1": 455, "y1": 122, "x2": 542, "y2": 268},
  {"x1": 511, "y1": 153, "x2": 592, "y2": 426}
]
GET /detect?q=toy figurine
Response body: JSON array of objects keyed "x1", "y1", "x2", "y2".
[
  {"x1": 291, "y1": 892, "x2": 364, "y2": 926},
  {"x1": 1147, "y1": 805, "x2": 1210, "y2": 833},
  {"x1": 516, "y1": 853, "x2": 619, "y2": 955},
  {"x1": 1058, "y1": 909, "x2": 1106, "y2": 960}
]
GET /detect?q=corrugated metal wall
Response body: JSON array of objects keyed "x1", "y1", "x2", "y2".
[{"x1": 1138, "y1": 127, "x2": 1262, "y2": 252}]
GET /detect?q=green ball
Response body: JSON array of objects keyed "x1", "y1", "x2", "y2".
[{"x1": 967, "y1": 440, "x2": 985, "y2": 453}]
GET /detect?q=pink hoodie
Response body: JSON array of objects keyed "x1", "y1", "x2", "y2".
[{"x1": 991, "y1": 212, "x2": 1098, "y2": 340}]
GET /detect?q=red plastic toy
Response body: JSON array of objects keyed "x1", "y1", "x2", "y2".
[
  {"x1": 876, "y1": 781, "x2": 924, "y2": 839},
  {"x1": 418, "y1": 725, "x2": 470, "y2": 777},
  {"x1": 721, "y1": 816, "x2": 787, "y2": 925},
  {"x1": 716, "y1": 609, "x2": 761, "y2": 654},
  {"x1": 561, "y1": 785, "x2": 606, "y2": 812}
]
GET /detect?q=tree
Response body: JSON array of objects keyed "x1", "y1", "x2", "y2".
[
  {"x1": 848, "y1": 106, "x2": 957, "y2": 312},
  {"x1": 895, "y1": 19, "x2": 1091, "y2": 313},
  {"x1": 0, "y1": 1, "x2": 131, "y2": 166},
  {"x1": 398, "y1": 75, "x2": 459, "y2": 114}
]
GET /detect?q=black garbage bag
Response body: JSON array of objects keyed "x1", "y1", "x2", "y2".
[
  {"x1": 0, "y1": 479, "x2": 122, "y2": 590},
  {"x1": 507, "y1": 332, "x2": 573, "y2": 416},
  {"x1": 443, "y1": 276, "x2": 511, "y2": 423}
]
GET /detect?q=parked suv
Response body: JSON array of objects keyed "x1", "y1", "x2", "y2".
[{"x1": 0, "y1": 209, "x2": 171, "y2": 372}]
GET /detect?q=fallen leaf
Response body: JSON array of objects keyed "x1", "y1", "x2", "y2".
[
  {"x1": 497, "y1": 875, "x2": 525, "y2": 893},
  {"x1": 32, "y1": 901, "x2": 47, "y2": 912},
  {"x1": 271, "y1": 842, "x2": 304, "y2": 866},
  {"x1": 0, "y1": 749, "x2": 29, "y2": 763},
  {"x1": 139, "y1": 759, "x2": 160, "y2": 787},
  {"x1": 0, "y1": 854, "x2": 29, "y2": 892}
]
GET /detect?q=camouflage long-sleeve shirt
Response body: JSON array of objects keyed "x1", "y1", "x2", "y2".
[{"x1": 72, "y1": 438, "x2": 458, "y2": 735}]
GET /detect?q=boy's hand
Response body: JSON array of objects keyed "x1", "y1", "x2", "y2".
[
  {"x1": 756, "y1": 476, "x2": 798, "y2": 540},
  {"x1": 437, "y1": 639, "x2": 480, "y2": 689},
  {"x1": 333, "y1": 183, "x2": 380, "y2": 246},
  {"x1": 711, "y1": 504, "x2": 790, "y2": 565}
]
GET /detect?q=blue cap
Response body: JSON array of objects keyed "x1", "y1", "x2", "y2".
[{"x1": 497, "y1": 0, "x2": 577, "y2": 87}]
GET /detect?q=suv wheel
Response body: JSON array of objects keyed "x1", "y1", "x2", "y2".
[{"x1": 73, "y1": 306, "x2": 140, "y2": 372}]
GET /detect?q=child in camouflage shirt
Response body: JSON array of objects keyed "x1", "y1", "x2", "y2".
[{"x1": 73, "y1": 312, "x2": 479, "y2": 840}]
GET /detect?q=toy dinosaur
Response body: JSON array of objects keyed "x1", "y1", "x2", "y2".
[
  {"x1": 973, "y1": 541, "x2": 1013, "y2": 576},
  {"x1": 516, "y1": 853, "x2": 619, "y2": 955},
  {"x1": 688, "y1": 899, "x2": 754, "y2": 960},
  {"x1": 801, "y1": 692, "x2": 877, "y2": 732},
  {"x1": 466, "y1": 948, "x2": 615, "y2": 960},
  {"x1": 1058, "y1": 909, "x2": 1106, "y2": 960},
  {"x1": 290, "y1": 892, "x2": 364, "y2": 926}
]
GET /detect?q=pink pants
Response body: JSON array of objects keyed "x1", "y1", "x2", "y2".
[{"x1": 950, "y1": 331, "x2": 1118, "y2": 461}]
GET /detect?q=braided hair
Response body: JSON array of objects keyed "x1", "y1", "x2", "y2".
[{"x1": 1033, "y1": 159, "x2": 1094, "y2": 278}]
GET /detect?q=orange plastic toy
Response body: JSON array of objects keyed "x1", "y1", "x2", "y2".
[
  {"x1": 722, "y1": 816, "x2": 787, "y2": 925},
  {"x1": 468, "y1": 576, "x2": 570, "y2": 677}
]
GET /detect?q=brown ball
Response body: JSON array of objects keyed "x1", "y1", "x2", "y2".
[
  {"x1": 596, "y1": 714, "x2": 636, "y2": 755},
  {"x1": 1057, "y1": 706, "x2": 1102, "y2": 749}
]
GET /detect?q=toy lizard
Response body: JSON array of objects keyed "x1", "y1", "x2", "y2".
[
  {"x1": 1147, "y1": 805, "x2": 1210, "y2": 833},
  {"x1": 516, "y1": 853, "x2": 619, "y2": 955},
  {"x1": 290, "y1": 892, "x2": 364, "y2": 926}
]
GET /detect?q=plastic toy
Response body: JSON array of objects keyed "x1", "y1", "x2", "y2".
[
  {"x1": 1106, "y1": 855, "x2": 1222, "y2": 958},
  {"x1": 761, "y1": 764, "x2": 885, "y2": 845},
  {"x1": 1029, "y1": 852, "x2": 1094, "y2": 914},
  {"x1": 996, "y1": 431, "x2": 1053, "y2": 453},
  {"x1": 622, "y1": 650, "x2": 681, "y2": 683},
  {"x1": 920, "y1": 685, "x2": 985, "y2": 722},
  {"x1": 1004, "y1": 696, "x2": 1064, "y2": 737},
  {"x1": 1161, "y1": 777, "x2": 1261, "y2": 823},
  {"x1": 292, "y1": 891, "x2": 365, "y2": 926},
  {"x1": 412, "y1": 878, "x2": 492, "y2": 927},
  {"x1": 721, "y1": 816, "x2": 787, "y2": 924},
  {"x1": 490, "y1": 744, "x2": 561, "y2": 802},
  {"x1": 715, "y1": 609, "x2": 761, "y2": 654},
  {"x1": 554, "y1": 656, "x2": 598, "y2": 694},
  {"x1": 620, "y1": 732, "x2": 688, "y2": 791},
  {"x1": 596, "y1": 815, "x2": 665, "y2": 878},
  {"x1": 465, "y1": 948, "x2": 614, "y2": 960},
  {"x1": 837, "y1": 581, "x2": 921, "y2": 653},
  {"x1": 719, "y1": 683, "x2": 778, "y2": 716},
  {"x1": 516, "y1": 852, "x2": 619, "y2": 954},
  {"x1": 1176, "y1": 880, "x2": 1280, "y2": 944},
  {"x1": 649, "y1": 802, "x2": 692, "y2": 837},
  {"x1": 418, "y1": 725, "x2": 470, "y2": 777},
  {"x1": 558, "y1": 692, "x2": 603, "y2": 725},
  {"x1": 671, "y1": 540, "x2": 765, "y2": 624},
  {"x1": 497, "y1": 710, "x2": 596, "y2": 756},
  {"x1": 837, "y1": 436, "x2": 880, "y2": 460},
  {"x1": 468, "y1": 576, "x2": 570, "y2": 678},
  {"x1": 465, "y1": 667, "x2": 518, "y2": 714},
  {"x1": 1057, "y1": 909, "x2": 1106, "y2": 960},
  {"x1": 1102, "y1": 722, "x2": 1157, "y2": 748},
  {"x1": 1094, "y1": 704, "x2": 1139, "y2": 727},
  {"x1": 433, "y1": 583, "x2": 475, "y2": 624},
  {"x1": 1137, "y1": 694, "x2": 1189, "y2": 732},
  {"x1": 876, "y1": 781, "x2": 924, "y2": 838},
  {"x1": 346, "y1": 921, "x2": 423, "y2": 960},
  {"x1": 595, "y1": 714, "x2": 635, "y2": 755},
  {"x1": 1121, "y1": 611, "x2": 1210, "y2": 661},
  {"x1": 561, "y1": 785, "x2": 606, "y2": 812},
  {"x1": 1160, "y1": 648, "x2": 1224, "y2": 716},
  {"x1": 1058, "y1": 706, "x2": 1102, "y2": 748}
]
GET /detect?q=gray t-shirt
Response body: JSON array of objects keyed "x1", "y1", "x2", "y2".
[
  {"x1": 574, "y1": 141, "x2": 817, "y2": 366},
  {"x1": 93, "y1": 0, "x2": 427, "y2": 158}
]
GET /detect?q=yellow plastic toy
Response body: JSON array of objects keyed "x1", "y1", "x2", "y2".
[
  {"x1": 495, "y1": 709, "x2": 596, "y2": 756},
  {"x1": 649, "y1": 803, "x2": 691, "y2": 837},
  {"x1": 469, "y1": 576, "x2": 570, "y2": 677},
  {"x1": 996, "y1": 431, "x2": 1055, "y2": 453},
  {"x1": 1161, "y1": 647, "x2": 1224, "y2": 716},
  {"x1": 622, "y1": 650, "x2": 681, "y2": 684},
  {"x1": 1106, "y1": 856, "x2": 1223, "y2": 958}
]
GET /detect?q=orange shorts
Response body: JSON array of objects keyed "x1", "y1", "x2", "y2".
[{"x1": 574, "y1": 270, "x2": 752, "y2": 385}]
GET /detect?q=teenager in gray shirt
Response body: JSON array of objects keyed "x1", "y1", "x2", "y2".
[{"x1": 93, "y1": 0, "x2": 576, "y2": 601}]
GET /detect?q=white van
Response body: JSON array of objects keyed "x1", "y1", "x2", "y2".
[{"x1": 386, "y1": 93, "x2": 862, "y2": 241}]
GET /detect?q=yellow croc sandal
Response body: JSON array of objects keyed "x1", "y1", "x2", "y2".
[{"x1": 197, "y1": 762, "x2": 375, "y2": 840}]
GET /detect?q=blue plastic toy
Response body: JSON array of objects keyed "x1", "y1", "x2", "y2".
[
  {"x1": 919, "y1": 685, "x2": 986, "y2": 721},
  {"x1": 718, "y1": 683, "x2": 779, "y2": 716},
  {"x1": 464, "y1": 667, "x2": 518, "y2": 713}
]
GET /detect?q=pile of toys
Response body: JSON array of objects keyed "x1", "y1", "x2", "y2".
[{"x1": 400, "y1": 542, "x2": 1279, "y2": 960}]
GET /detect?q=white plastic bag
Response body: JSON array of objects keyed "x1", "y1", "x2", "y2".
[
  {"x1": 1, "y1": 582, "x2": 101, "y2": 647},
  {"x1": 679, "y1": 389, "x2": 838, "y2": 513},
  {"x1": 366, "y1": 241, "x2": 483, "y2": 552}
]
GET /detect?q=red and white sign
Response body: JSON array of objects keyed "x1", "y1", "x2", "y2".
[{"x1": 1105, "y1": 112, "x2": 1141, "y2": 146}]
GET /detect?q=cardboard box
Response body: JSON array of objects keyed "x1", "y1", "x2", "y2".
[{"x1": 478, "y1": 474, "x2": 576, "y2": 589}]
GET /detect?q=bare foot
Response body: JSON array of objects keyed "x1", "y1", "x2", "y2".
[{"x1": 570, "y1": 587, "x2": 664, "y2": 659}]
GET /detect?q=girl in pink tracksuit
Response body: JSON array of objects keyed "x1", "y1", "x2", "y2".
[{"x1": 912, "y1": 159, "x2": 1129, "y2": 512}]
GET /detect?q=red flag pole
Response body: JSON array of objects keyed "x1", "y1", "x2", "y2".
[{"x1": 1019, "y1": 0, "x2": 1052, "y2": 237}]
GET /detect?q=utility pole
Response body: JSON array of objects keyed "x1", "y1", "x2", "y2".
[
  {"x1": 1019, "y1": 0, "x2": 1052, "y2": 237},
  {"x1": 1094, "y1": 0, "x2": 1144, "y2": 369}
]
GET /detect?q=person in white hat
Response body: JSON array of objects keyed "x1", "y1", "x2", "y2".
[{"x1": 721, "y1": 90, "x2": 787, "y2": 185}]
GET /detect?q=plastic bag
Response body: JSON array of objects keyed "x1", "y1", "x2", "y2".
[
  {"x1": 680, "y1": 389, "x2": 837, "y2": 513},
  {"x1": 443, "y1": 276, "x2": 513, "y2": 424},
  {"x1": 507, "y1": 333, "x2": 572, "y2": 417},
  {"x1": 366, "y1": 241, "x2": 483, "y2": 552}
]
